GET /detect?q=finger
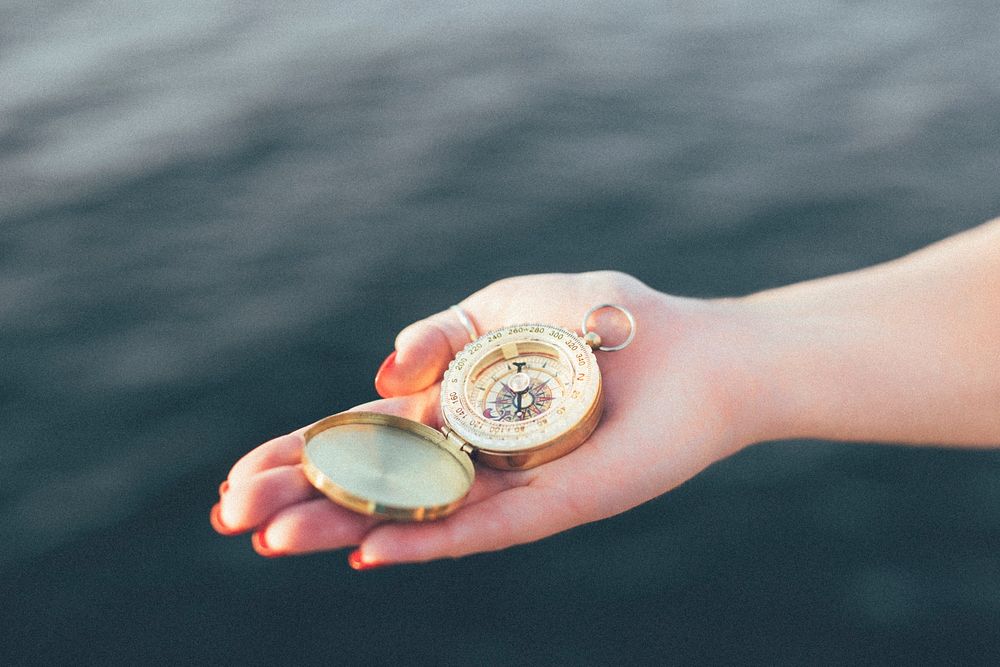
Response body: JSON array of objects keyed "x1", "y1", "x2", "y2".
[
  {"x1": 375, "y1": 273, "x2": 600, "y2": 398},
  {"x1": 375, "y1": 305, "x2": 482, "y2": 398},
  {"x1": 252, "y1": 498, "x2": 379, "y2": 557},
  {"x1": 354, "y1": 482, "x2": 579, "y2": 566},
  {"x1": 215, "y1": 464, "x2": 319, "y2": 534},
  {"x1": 247, "y1": 464, "x2": 522, "y2": 555},
  {"x1": 227, "y1": 431, "x2": 307, "y2": 486}
]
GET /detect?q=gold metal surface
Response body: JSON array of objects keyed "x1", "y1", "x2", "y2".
[{"x1": 302, "y1": 412, "x2": 474, "y2": 521}]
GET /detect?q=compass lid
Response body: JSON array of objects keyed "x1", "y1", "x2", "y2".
[{"x1": 301, "y1": 411, "x2": 474, "y2": 521}]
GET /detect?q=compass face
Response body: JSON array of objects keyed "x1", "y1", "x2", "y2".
[
  {"x1": 469, "y1": 353, "x2": 565, "y2": 423},
  {"x1": 441, "y1": 324, "x2": 602, "y2": 455}
]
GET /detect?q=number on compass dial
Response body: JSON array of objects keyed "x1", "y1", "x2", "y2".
[{"x1": 471, "y1": 355, "x2": 566, "y2": 422}]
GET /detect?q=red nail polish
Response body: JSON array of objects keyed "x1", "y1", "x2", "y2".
[
  {"x1": 348, "y1": 548, "x2": 389, "y2": 571},
  {"x1": 374, "y1": 350, "x2": 397, "y2": 398},
  {"x1": 209, "y1": 503, "x2": 241, "y2": 536},
  {"x1": 218, "y1": 480, "x2": 230, "y2": 496},
  {"x1": 251, "y1": 531, "x2": 283, "y2": 558}
]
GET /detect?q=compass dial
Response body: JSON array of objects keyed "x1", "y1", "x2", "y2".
[
  {"x1": 469, "y1": 354, "x2": 566, "y2": 423},
  {"x1": 440, "y1": 323, "x2": 603, "y2": 465}
]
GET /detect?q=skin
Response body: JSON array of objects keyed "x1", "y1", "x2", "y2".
[{"x1": 212, "y1": 219, "x2": 1000, "y2": 566}]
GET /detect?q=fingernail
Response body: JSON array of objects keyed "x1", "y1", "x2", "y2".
[
  {"x1": 252, "y1": 530, "x2": 284, "y2": 558},
  {"x1": 209, "y1": 503, "x2": 241, "y2": 536},
  {"x1": 218, "y1": 480, "x2": 230, "y2": 496},
  {"x1": 348, "y1": 548, "x2": 389, "y2": 571},
  {"x1": 374, "y1": 350, "x2": 397, "y2": 398}
]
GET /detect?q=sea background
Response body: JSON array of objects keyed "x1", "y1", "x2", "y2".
[{"x1": 2, "y1": 1, "x2": 1000, "y2": 664}]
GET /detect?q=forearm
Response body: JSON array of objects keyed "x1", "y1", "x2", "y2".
[{"x1": 731, "y1": 220, "x2": 1000, "y2": 446}]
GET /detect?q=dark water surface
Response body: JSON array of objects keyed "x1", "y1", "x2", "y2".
[{"x1": 3, "y1": 1, "x2": 1000, "y2": 664}]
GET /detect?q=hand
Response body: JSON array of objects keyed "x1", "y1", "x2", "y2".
[{"x1": 211, "y1": 272, "x2": 760, "y2": 566}]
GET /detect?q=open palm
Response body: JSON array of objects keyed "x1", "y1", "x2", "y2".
[{"x1": 212, "y1": 272, "x2": 751, "y2": 566}]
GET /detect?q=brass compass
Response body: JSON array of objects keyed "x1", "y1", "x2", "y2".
[{"x1": 302, "y1": 304, "x2": 636, "y2": 521}]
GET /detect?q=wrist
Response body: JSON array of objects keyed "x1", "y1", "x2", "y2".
[
  {"x1": 590, "y1": 275, "x2": 822, "y2": 455},
  {"x1": 695, "y1": 294, "x2": 839, "y2": 448},
  {"x1": 641, "y1": 292, "x2": 786, "y2": 456},
  {"x1": 704, "y1": 299, "x2": 791, "y2": 450},
  {"x1": 716, "y1": 290, "x2": 884, "y2": 447}
]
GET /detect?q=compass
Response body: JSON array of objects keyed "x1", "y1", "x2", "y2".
[
  {"x1": 302, "y1": 304, "x2": 635, "y2": 521},
  {"x1": 439, "y1": 322, "x2": 604, "y2": 470}
]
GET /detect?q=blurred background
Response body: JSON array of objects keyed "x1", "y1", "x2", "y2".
[{"x1": 2, "y1": 1, "x2": 1000, "y2": 664}]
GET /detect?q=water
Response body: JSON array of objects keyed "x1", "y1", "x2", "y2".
[{"x1": 2, "y1": 1, "x2": 1000, "y2": 663}]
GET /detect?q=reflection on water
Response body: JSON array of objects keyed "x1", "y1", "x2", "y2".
[{"x1": 2, "y1": 1, "x2": 1000, "y2": 663}]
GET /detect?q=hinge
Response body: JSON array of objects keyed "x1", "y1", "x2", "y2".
[{"x1": 440, "y1": 425, "x2": 476, "y2": 456}]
